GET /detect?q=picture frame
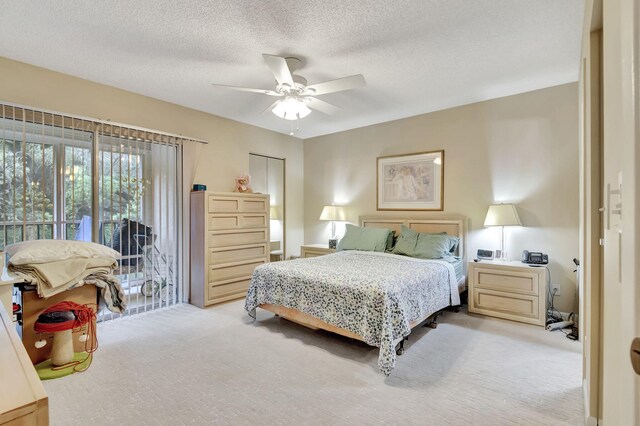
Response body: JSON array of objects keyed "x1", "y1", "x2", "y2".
[{"x1": 376, "y1": 150, "x2": 444, "y2": 211}]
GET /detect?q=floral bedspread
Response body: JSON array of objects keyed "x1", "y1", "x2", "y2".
[{"x1": 245, "y1": 250, "x2": 460, "y2": 375}]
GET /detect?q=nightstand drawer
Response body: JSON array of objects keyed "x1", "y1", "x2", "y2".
[
  {"x1": 472, "y1": 289, "x2": 540, "y2": 320},
  {"x1": 300, "y1": 245, "x2": 336, "y2": 258},
  {"x1": 302, "y1": 249, "x2": 328, "y2": 258},
  {"x1": 474, "y1": 268, "x2": 539, "y2": 295}
]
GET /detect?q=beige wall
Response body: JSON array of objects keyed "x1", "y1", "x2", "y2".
[
  {"x1": 304, "y1": 83, "x2": 580, "y2": 312},
  {"x1": 0, "y1": 56, "x2": 304, "y2": 259},
  {"x1": 0, "y1": 56, "x2": 581, "y2": 311}
]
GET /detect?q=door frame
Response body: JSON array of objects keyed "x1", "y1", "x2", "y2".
[
  {"x1": 579, "y1": 1, "x2": 603, "y2": 424},
  {"x1": 581, "y1": 0, "x2": 640, "y2": 424}
]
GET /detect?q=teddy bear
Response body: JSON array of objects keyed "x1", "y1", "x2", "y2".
[{"x1": 234, "y1": 174, "x2": 253, "y2": 193}]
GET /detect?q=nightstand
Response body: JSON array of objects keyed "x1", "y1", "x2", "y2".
[
  {"x1": 468, "y1": 260, "x2": 547, "y2": 326},
  {"x1": 270, "y1": 241, "x2": 283, "y2": 262},
  {"x1": 300, "y1": 244, "x2": 336, "y2": 258}
]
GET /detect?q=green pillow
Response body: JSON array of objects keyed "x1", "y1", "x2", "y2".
[
  {"x1": 391, "y1": 227, "x2": 456, "y2": 259},
  {"x1": 414, "y1": 232, "x2": 452, "y2": 259},
  {"x1": 337, "y1": 224, "x2": 391, "y2": 252},
  {"x1": 385, "y1": 231, "x2": 396, "y2": 252},
  {"x1": 391, "y1": 225, "x2": 418, "y2": 256}
]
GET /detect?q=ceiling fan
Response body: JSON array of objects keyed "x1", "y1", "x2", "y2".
[{"x1": 212, "y1": 54, "x2": 366, "y2": 121}]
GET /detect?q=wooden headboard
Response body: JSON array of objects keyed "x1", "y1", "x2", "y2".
[{"x1": 360, "y1": 215, "x2": 467, "y2": 260}]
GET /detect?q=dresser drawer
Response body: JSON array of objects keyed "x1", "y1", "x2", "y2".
[
  {"x1": 207, "y1": 277, "x2": 251, "y2": 304},
  {"x1": 208, "y1": 229, "x2": 268, "y2": 247},
  {"x1": 208, "y1": 195, "x2": 267, "y2": 213},
  {"x1": 209, "y1": 244, "x2": 267, "y2": 265},
  {"x1": 471, "y1": 288, "x2": 542, "y2": 324},
  {"x1": 474, "y1": 268, "x2": 539, "y2": 296},
  {"x1": 240, "y1": 214, "x2": 267, "y2": 228},
  {"x1": 208, "y1": 214, "x2": 267, "y2": 230},
  {"x1": 208, "y1": 196, "x2": 241, "y2": 213},
  {"x1": 209, "y1": 259, "x2": 266, "y2": 282},
  {"x1": 241, "y1": 198, "x2": 268, "y2": 213}
]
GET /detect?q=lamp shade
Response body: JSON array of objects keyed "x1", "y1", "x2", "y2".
[
  {"x1": 270, "y1": 206, "x2": 280, "y2": 220},
  {"x1": 319, "y1": 205, "x2": 347, "y2": 221},
  {"x1": 484, "y1": 204, "x2": 522, "y2": 227}
]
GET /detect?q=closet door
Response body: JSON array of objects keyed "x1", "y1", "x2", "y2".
[{"x1": 249, "y1": 154, "x2": 285, "y2": 260}]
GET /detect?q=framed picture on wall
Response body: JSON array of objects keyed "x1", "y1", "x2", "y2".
[{"x1": 377, "y1": 150, "x2": 444, "y2": 211}]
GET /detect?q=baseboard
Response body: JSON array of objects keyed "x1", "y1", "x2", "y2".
[{"x1": 583, "y1": 379, "x2": 599, "y2": 425}]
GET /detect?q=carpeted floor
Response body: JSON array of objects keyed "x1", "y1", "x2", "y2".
[{"x1": 44, "y1": 301, "x2": 583, "y2": 425}]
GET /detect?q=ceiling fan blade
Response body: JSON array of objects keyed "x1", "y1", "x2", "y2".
[
  {"x1": 261, "y1": 99, "x2": 281, "y2": 115},
  {"x1": 306, "y1": 97, "x2": 340, "y2": 116},
  {"x1": 305, "y1": 74, "x2": 366, "y2": 96},
  {"x1": 262, "y1": 54, "x2": 295, "y2": 87},
  {"x1": 211, "y1": 84, "x2": 280, "y2": 96}
]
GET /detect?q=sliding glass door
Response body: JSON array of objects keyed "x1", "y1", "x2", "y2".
[
  {"x1": 97, "y1": 134, "x2": 180, "y2": 318},
  {"x1": 0, "y1": 107, "x2": 185, "y2": 319}
]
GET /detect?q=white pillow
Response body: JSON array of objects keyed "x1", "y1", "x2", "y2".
[{"x1": 5, "y1": 240, "x2": 119, "y2": 265}]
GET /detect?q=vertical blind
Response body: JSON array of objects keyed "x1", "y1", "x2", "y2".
[{"x1": 0, "y1": 103, "x2": 203, "y2": 320}]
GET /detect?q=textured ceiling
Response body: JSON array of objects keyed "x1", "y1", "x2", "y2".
[{"x1": 0, "y1": 0, "x2": 584, "y2": 139}]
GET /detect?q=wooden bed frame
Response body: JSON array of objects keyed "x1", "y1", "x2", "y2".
[{"x1": 259, "y1": 215, "x2": 467, "y2": 348}]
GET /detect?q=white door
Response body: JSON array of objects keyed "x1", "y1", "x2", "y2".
[{"x1": 601, "y1": 0, "x2": 640, "y2": 423}]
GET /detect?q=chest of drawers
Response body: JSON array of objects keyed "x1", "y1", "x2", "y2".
[{"x1": 190, "y1": 192, "x2": 269, "y2": 308}]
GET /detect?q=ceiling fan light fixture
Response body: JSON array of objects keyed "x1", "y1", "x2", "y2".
[
  {"x1": 212, "y1": 54, "x2": 366, "y2": 125},
  {"x1": 272, "y1": 97, "x2": 311, "y2": 120}
]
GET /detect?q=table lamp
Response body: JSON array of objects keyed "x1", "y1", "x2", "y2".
[
  {"x1": 269, "y1": 206, "x2": 280, "y2": 221},
  {"x1": 484, "y1": 203, "x2": 522, "y2": 261},
  {"x1": 319, "y1": 205, "x2": 347, "y2": 249}
]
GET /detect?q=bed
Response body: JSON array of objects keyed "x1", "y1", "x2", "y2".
[{"x1": 244, "y1": 216, "x2": 467, "y2": 375}]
